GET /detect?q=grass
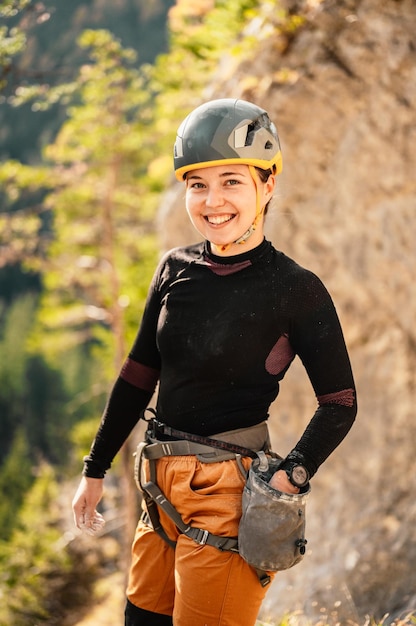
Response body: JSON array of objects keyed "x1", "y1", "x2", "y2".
[{"x1": 255, "y1": 612, "x2": 416, "y2": 626}]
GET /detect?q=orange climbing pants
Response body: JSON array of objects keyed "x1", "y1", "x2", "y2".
[{"x1": 126, "y1": 454, "x2": 275, "y2": 626}]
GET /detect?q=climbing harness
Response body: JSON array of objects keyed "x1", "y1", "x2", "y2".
[{"x1": 134, "y1": 410, "x2": 309, "y2": 586}]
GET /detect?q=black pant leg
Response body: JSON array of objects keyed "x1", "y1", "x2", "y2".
[{"x1": 124, "y1": 599, "x2": 173, "y2": 626}]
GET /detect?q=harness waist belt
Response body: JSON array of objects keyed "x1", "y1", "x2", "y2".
[
  {"x1": 145, "y1": 421, "x2": 270, "y2": 463},
  {"x1": 145, "y1": 439, "x2": 238, "y2": 462}
]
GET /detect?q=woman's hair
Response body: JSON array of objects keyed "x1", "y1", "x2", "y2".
[
  {"x1": 255, "y1": 167, "x2": 274, "y2": 215},
  {"x1": 255, "y1": 167, "x2": 273, "y2": 182}
]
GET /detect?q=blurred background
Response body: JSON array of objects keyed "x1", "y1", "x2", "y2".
[{"x1": 0, "y1": 1, "x2": 415, "y2": 624}]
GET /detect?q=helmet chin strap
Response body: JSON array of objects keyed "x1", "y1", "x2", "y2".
[{"x1": 219, "y1": 165, "x2": 264, "y2": 252}]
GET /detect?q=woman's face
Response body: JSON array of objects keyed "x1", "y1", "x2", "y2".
[{"x1": 185, "y1": 164, "x2": 275, "y2": 256}]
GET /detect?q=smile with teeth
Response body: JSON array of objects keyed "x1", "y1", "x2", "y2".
[{"x1": 205, "y1": 214, "x2": 235, "y2": 225}]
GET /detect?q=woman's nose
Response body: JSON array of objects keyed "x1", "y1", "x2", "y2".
[{"x1": 205, "y1": 185, "x2": 225, "y2": 208}]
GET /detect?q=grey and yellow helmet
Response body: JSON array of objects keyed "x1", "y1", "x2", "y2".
[{"x1": 174, "y1": 98, "x2": 282, "y2": 181}]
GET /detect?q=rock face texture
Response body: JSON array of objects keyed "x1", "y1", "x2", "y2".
[{"x1": 158, "y1": 0, "x2": 416, "y2": 622}]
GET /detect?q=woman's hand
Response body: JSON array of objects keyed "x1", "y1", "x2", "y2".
[
  {"x1": 72, "y1": 476, "x2": 105, "y2": 535},
  {"x1": 268, "y1": 468, "x2": 300, "y2": 494}
]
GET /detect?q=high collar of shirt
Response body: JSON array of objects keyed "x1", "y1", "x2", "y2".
[{"x1": 204, "y1": 238, "x2": 271, "y2": 266}]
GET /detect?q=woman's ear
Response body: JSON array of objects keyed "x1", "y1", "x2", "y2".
[{"x1": 264, "y1": 174, "x2": 276, "y2": 203}]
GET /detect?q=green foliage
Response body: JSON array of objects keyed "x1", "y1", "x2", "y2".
[
  {"x1": 0, "y1": 464, "x2": 73, "y2": 625},
  {"x1": 0, "y1": 0, "x2": 29, "y2": 91},
  {"x1": 69, "y1": 416, "x2": 101, "y2": 465},
  {"x1": 0, "y1": 263, "x2": 41, "y2": 305},
  {"x1": 0, "y1": 160, "x2": 55, "y2": 269},
  {"x1": 0, "y1": 0, "x2": 31, "y2": 18},
  {"x1": 0, "y1": 430, "x2": 33, "y2": 540},
  {"x1": 0, "y1": 23, "x2": 26, "y2": 86},
  {"x1": 29, "y1": 29, "x2": 159, "y2": 375},
  {"x1": 24, "y1": 354, "x2": 72, "y2": 461},
  {"x1": 0, "y1": 1, "x2": 55, "y2": 97},
  {"x1": 0, "y1": 0, "x2": 174, "y2": 165},
  {"x1": 0, "y1": 294, "x2": 37, "y2": 459},
  {"x1": 0, "y1": 294, "x2": 71, "y2": 465},
  {"x1": 168, "y1": 0, "x2": 258, "y2": 62}
]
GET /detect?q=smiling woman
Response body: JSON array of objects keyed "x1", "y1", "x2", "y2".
[{"x1": 72, "y1": 98, "x2": 357, "y2": 626}]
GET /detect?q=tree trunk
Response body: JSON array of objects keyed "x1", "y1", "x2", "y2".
[{"x1": 101, "y1": 156, "x2": 139, "y2": 570}]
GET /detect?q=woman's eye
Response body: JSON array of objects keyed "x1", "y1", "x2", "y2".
[
  {"x1": 190, "y1": 182, "x2": 205, "y2": 189},
  {"x1": 225, "y1": 179, "x2": 240, "y2": 186}
]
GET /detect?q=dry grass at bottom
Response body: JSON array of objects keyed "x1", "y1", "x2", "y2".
[
  {"x1": 71, "y1": 573, "x2": 416, "y2": 626},
  {"x1": 256, "y1": 613, "x2": 416, "y2": 626},
  {"x1": 72, "y1": 571, "x2": 126, "y2": 626}
]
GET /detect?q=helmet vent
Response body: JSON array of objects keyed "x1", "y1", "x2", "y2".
[
  {"x1": 245, "y1": 120, "x2": 259, "y2": 147},
  {"x1": 234, "y1": 125, "x2": 249, "y2": 148},
  {"x1": 264, "y1": 140, "x2": 273, "y2": 150},
  {"x1": 174, "y1": 138, "x2": 184, "y2": 158}
]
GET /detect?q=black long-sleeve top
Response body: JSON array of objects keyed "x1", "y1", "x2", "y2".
[{"x1": 84, "y1": 238, "x2": 356, "y2": 479}]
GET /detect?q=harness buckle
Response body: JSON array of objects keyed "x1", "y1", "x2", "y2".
[{"x1": 187, "y1": 528, "x2": 209, "y2": 546}]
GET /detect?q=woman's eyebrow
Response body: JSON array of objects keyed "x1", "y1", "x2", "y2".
[{"x1": 219, "y1": 171, "x2": 245, "y2": 177}]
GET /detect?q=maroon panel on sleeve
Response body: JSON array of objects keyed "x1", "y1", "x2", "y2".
[
  {"x1": 121, "y1": 357, "x2": 159, "y2": 393},
  {"x1": 317, "y1": 388, "x2": 355, "y2": 408}
]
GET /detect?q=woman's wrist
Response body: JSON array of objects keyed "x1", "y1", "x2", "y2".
[{"x1": 82, "y1": 456, "x2": 108, "y2": 479}]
